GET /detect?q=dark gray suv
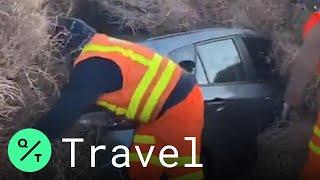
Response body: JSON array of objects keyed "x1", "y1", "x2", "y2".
[{"x1": 142, "y1": 28, "x2": 284, "y2": 179}]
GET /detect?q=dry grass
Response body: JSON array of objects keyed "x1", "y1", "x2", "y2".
[
  {"x1": 95, "y1": 0, "x2": 201, "y2": 34},
  {"x1": 252, "y1": 114, "x2": 313, "y2": 179},
  {"x1": 0, "y1": 0, "x2": 70, "y2": 124},
  {"x1": 231, "y1": 0, "x2": 301, "y2": 75},
  {"x1": 0, "y1": 0, "x2": 47, "y2": 119},
  {"x1": 0, "y1": 0, "x2": 69, "y2": 178}
]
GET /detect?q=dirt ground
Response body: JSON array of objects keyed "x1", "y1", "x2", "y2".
[{"x1": 0, "y1": 0, "x2": 318, "y2": 179}]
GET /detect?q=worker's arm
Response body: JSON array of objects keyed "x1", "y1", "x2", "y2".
[
  {"x1": 284, "y1": 24, "x2": 320, "y2": 108},
  {"x1": 34, "y1": 58, "x2": 122, "y2": 139}
]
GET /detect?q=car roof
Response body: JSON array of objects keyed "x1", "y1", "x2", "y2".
[{"x1": 140, "y1": 28, "x2": 260, "y2": 55}]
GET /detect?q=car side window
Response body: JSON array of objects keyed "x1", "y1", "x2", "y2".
[
  {"x1": 196, "y1": 39, "x2": 245, "y2": 84},
  {"x1": 242, "y1": 37, "x2": 274, "y2": 81},
  {"x1": 169, "y1": 45, "x2": 208, "y2": 84}
]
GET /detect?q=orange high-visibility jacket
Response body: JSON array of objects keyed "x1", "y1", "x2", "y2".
[
  {"x1": 74, "y1": 34, "x2": 183, "y2": 123},
  {"x1": 303, "y1": 12, "x2": 320, "y2": 39},
  {"x1": 303, "y1": 12, "x2": 320, "y2": 73}
]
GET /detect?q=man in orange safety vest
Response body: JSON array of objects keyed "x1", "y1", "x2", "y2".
[
  {"x1": 34, "y1": 17, "x2": 204, "y2": 179},
  {"x1": 284, "y1": 0, "x2": 320, "y2": 179}
]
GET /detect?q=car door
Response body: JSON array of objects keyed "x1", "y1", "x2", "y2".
[
  {"x1": 168, "y1": 37, "x2": 275, "y2": 179},
  {"x1": 240, "y1": 35, "x2": 284, "y2": 130},
  {"x1": 193, "y1": 37, "x2": 264, "y2": 179}
]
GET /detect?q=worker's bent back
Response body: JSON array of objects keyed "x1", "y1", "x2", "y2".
[
  {"x1": 75, "y1": 33, "x2": 204, "y2": 179},
  {"x1": 75, "y1": 34, "x2": 182, "y2": 123}
]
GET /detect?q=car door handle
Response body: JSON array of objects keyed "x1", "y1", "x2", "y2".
[
  {"x1": 207, "y1": 98, "x2": 225, "y2": 105},
  {"x1": 264, "y1": 96, "x2": 272, "y2": 101}
]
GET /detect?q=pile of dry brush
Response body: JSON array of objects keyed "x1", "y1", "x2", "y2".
[{"x1": 0, "y1": 0, "x2": 316, "y2": 179}]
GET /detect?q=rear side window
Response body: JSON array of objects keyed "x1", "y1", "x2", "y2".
[
  {"x1": 242, "y1": 37, "x2": 273, "y2": 81},
  {"x1": 196, "y1": 39, "x2": 245, "y2": 84}
]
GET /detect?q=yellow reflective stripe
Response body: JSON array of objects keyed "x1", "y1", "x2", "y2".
[
  {"x1": 97, "y1": 100, "x2": 126, "y2": 115},
  {"x1": 140, "y1": 60, "x2": 176, "y2": 122},
  {"x1": 115, "y1": 107, "x2": 126, "y2": 115},
  {"x1": 309, "y1": 141, "x2": 320, "y2": 155},
  {"x1": 133, "y1": 135, "x2": 155, "y2": 144},
  {"x1": 175, "y1": 171, "x2": 203, "y2": 180},
  {"x1": 126, "y1": 53, "x2": 162, "y2": 119},
  {"x1": 82, "y1": 44, "x2": 150, "y2": 66},
  {"x1": 130, "y1": 153, "x2": 163, "y2": 166},
  {"x1": 314, "y1": 126, "x2": 320, "y2": 137},
  {"x1": 129, "y1": 153, "x2": 201, "y2": 167},
  {"x1": 83, "y1": 43, "x2": 164, "y2": 120},
  {"x1": 97, "y1": 100, "x2": 117, "y2": 111}
]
